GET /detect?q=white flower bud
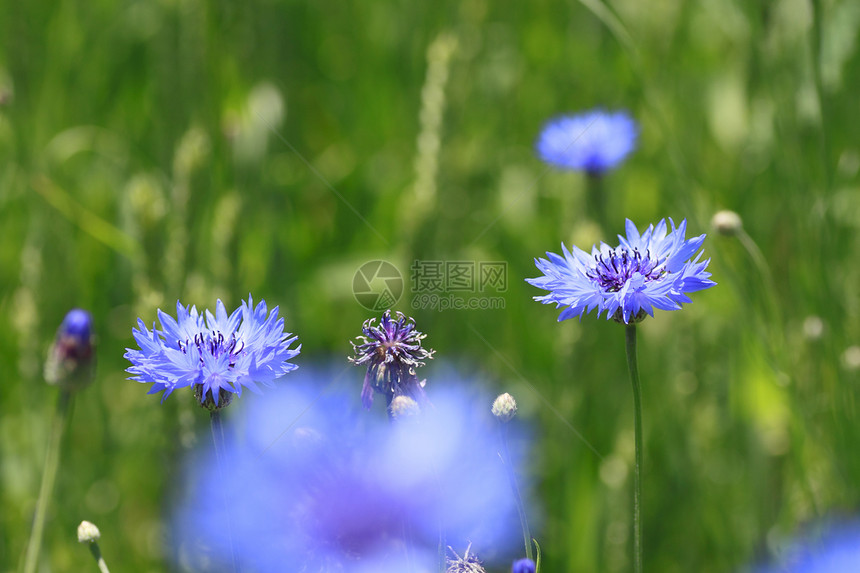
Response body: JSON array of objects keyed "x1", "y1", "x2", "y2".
[
  {"x1": 711, "y1": 210, "x2": 743, "y2": 236},
  {"x1": 389, "y1": 395, "x2": 420, "y2": 419},
  {"x1": 77, "y1": 520, "x2": 101, "y2": 543},
  {"x1": 491, "y1": 393, "x2": 518, "y2": 423}
]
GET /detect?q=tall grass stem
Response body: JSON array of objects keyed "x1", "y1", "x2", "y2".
[{"x1": 23, "y1": 390, "x2": 72, "y2": 573}]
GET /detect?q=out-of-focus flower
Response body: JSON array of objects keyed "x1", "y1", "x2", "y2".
[
  {"x1": 349, "y1": 310, "x2": 435, "y2": 409},
  {"x1": 711, "y1": 210, "x2": 743, "y2": 236},
  {"x1": 527, "y1": 218, "x2": 716, "y2": 324},
  {"x1": 389, "y1": 395, "x2": 421, "y2": 419},
  {"x1": 492, "y1": 393, "x2": 518, "y2": 423},
  {"x1": 536, "y1": 109, "x2": 638, "y2": 175},
  {"x1": 447, "y1": 544, "x2": 486, "y2": 573},
  {"x1": 171, "y1": 367, "x2": 528, "y2": 572},
  {"x1": 511, "y1": 557, "x2": 536, "y2": 573},
  {"x1": 45, "y1": 309, "x2": 95, "y2": 391},
  {"x1": 757, "y1": 521, "x2": 860, "y2": 572},
  {"x1": 125, "y1": 296, "x2": 300, "y2": 410}
]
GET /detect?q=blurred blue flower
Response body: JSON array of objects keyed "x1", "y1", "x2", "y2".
[
  {"x1": 45, "y1": 308, "x2": 96, "y2": 390},
  {"x1": 527, "y1": 218, "x2": 716, "y2": 324},
  {"x1": 536, "y1": 109, "x2": 637, "y2": 175},
  {"x1": 171, "y1": 367, "x2": 528, "y2": 572},
  {"x1": 349, "y1": 310, "x2": 435, "y2": 410},
  {"x1": 758, "y1": 521, "x2": 860, "y2": 572},
  {"x1": 511, "y1": 557, "x2": 536, "y2": 573},
  {"x1": 125, "y1": 296, "x2": 300, "y2": 409}
]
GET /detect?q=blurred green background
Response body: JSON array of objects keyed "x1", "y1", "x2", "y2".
[{"x1": 2, "y1": 0, "x2": 860, "y2": 571}]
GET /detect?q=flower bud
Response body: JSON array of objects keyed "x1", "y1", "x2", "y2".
[
  {"x1": 77, "y1": 520, "x2": 101, "y2": 543},
  {"x1": 512, "y1": 558, "x2": 536, "y2": 573},
  {"x1": 711, "y1": 210, "x2": 743, "y2": 236},
  {"x1": 492, "y1": 392, "x2": 518, "y2": 423},
  {"x1": 389, "y1": 395, "x2": 420, "y2": 419},
  {"x1": 45, "y1": 309, "x2": 95, "y2": 391}
]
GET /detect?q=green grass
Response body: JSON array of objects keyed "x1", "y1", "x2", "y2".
[{"x1": 2, "y1": 0, "x2": 859, "y2": 571}]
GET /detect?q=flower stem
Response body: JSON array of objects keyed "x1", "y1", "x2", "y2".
[
  {"x1": 499, "y1": 423, "x2": 533, "y2": 562},
  {"x1": 23, "y1": 390, "x2": 72, "y2": 573},
  {"x1": 210, "y1": 411, "x2": 238, "y2": 573},
  {"x1": 625, "y1": 324, "x2": 643, "y2": 573},
  {"x1": 86, "y1": 541, "x2": 111, "y2": 573},
  {"x1": 586, "y1": 173, "x2": 606, "y2": 231}
]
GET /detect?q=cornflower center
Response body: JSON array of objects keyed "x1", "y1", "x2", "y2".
[
  {"x1": 178, "y1": 331, "x2": 244, "y2": 365},
  {"x1": 586, "y1": 247, "x2": 664, "y2": 292}
]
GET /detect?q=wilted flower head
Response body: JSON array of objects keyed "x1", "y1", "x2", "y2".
[
  {"x1": 45, "y1": 309, "x2": 95, "y2": 391},
  {"x1": 536, "y1": 109, "x2": 638, "y2": 175},
  {"x1": 757, "y1": 521, "x2": 860, "y2": 573},
  {"x1": 447, "y1": 544, "x2": 486, "y2": 573},
  {"x1": 125, "y1": 296, "x2": 300, "y2": 410},
  {"x1": 172, "y1": 367, "x2": 529, "y2": 572},
  {"x1": 528, "y1": 218, "x2": 716, "y2": 324},
  {"x1": 349, "y1": 309, "x2": 435, "y2": 409},
  {"x1": 512, "y1": 557, "x2": 537, "y2": 573}
]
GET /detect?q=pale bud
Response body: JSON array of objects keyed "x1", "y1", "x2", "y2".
[
  {"x1": 77, "y1": 520, "x2": 101, "y2": 543},
  {"x1": 492, "y1": 393, "x2": 518, "y2": 423}
]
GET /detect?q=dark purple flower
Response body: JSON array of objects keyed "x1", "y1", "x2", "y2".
[{"x1": 348, "y1": 309, "x2": 435, "y2": 409}]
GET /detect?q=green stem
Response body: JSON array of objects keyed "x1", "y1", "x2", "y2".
[
  {"x1": 23, "y1": 390, "x2": 72, "y2": 573},
  {"x1": 586, "y1": 174, "x2": 607, "y2": 231},
  {"x1": 625, "y1": 324, "x2": 643, "y2": 573},
  {"x1": 210, "y1": 411, "x2": 238, "y2": 573},
  {"x1": 87, "y1": 542, "x2": 111, "y2": 573},
  {"x1": 499, "y1": 423, "x2": 533, "y2": 561}
]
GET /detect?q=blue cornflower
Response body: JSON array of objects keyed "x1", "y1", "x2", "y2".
[
  {"x1": 528, "y1": 218, "x2": 716, "y2": 324},
  {"x1": 125, "y1": 296, "x2": 300, "y2": 410},
  {"x1": 171, "y1": 367, "x2": 529, "y2": 572},
  {"x1": 45, "y1": 309, "x2": 96, "y2": 390},
  {"x1": 512, "y1": 557, "x2": 536, "y2": 573},
  {"x1": 536, "y1": 109, "x2": 638, "y2": 175},
  {"x1": 349, "y1": 309, "x2": 435, "y2": 410},
  {"x1": 758, "y1": 521, "x2": 860, "y2": 572}
]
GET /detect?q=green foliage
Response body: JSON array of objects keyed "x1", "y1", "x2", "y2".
[{"x1": 1, "y1": 0, "x2": 859, "y2": 571}]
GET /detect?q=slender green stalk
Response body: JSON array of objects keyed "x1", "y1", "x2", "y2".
[
  {"x1": 23, "y1": 390, "x2": 72, "y2": 573},
  {"x1": 586, "y1": 174, "x2": 607, "y2": 231},
  {"x1": 499, "y1": 423, "x2": 533, "y2": 562},
  {"x1": 625, "y1": 324, "x2": 643, "y2": 573},
  {"x1": 210, "y1": 411, "x2": 238, "y2": 573},
  {"x1": 86, "y1": 541, "x2": 111, "y2": 573}
]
